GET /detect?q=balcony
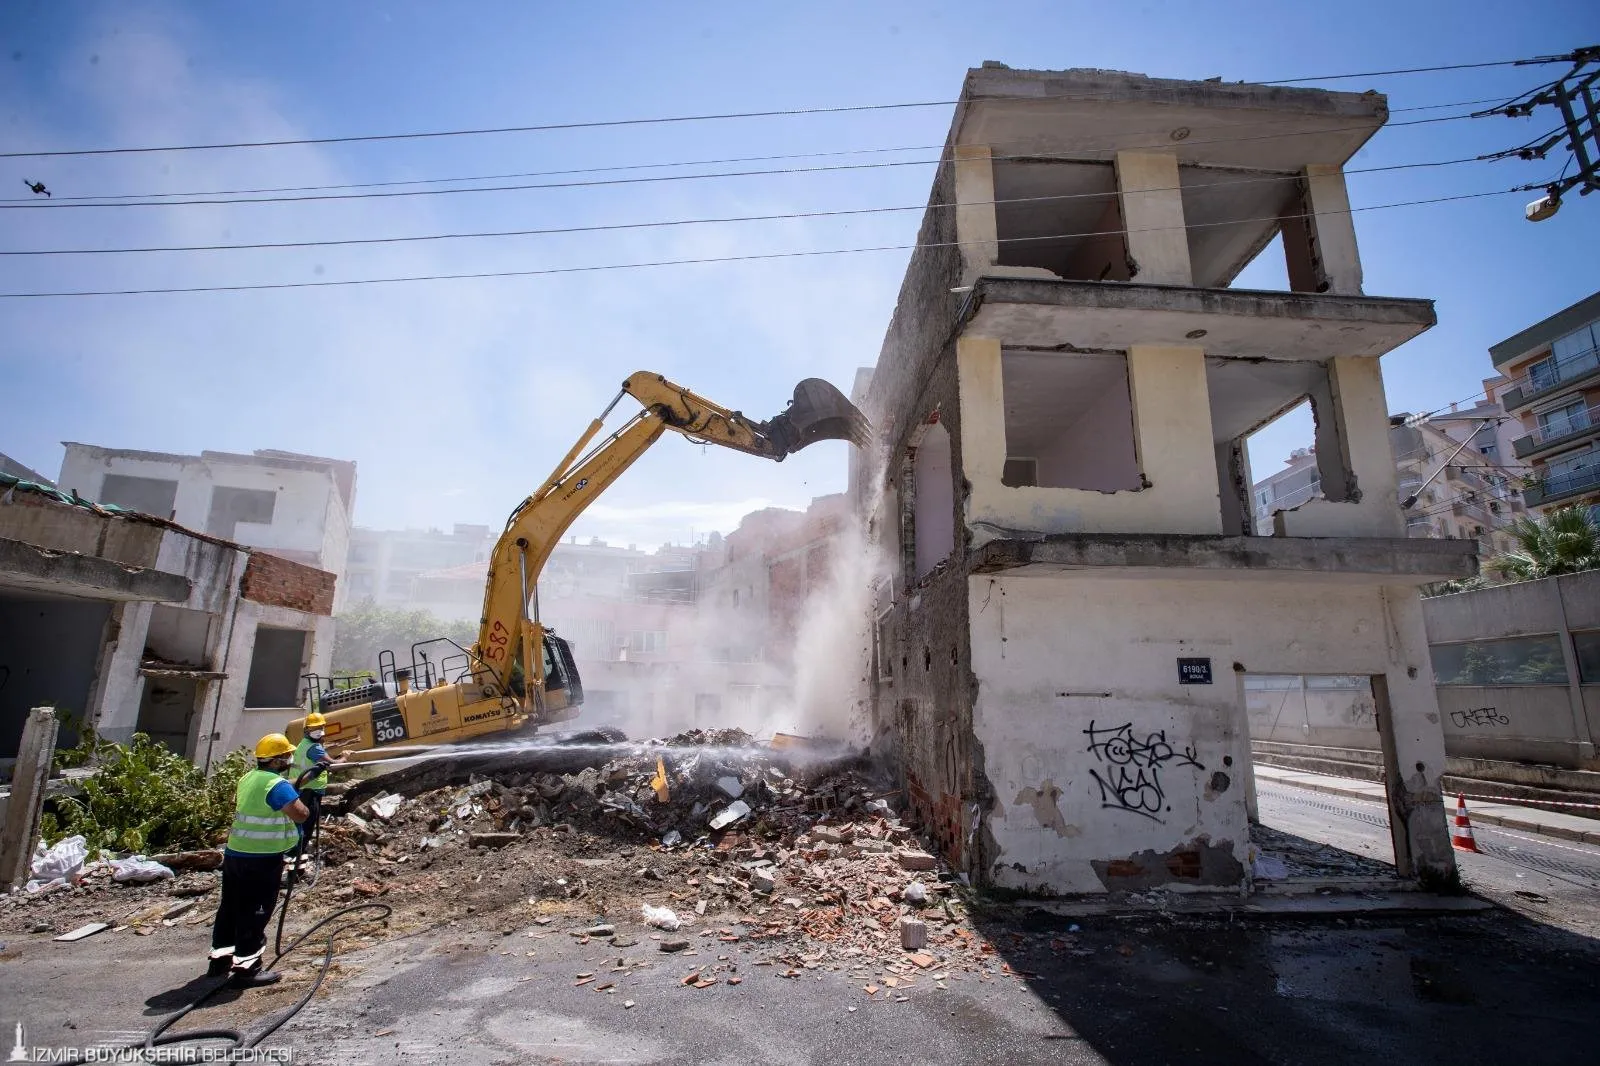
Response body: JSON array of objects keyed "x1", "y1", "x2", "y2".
[
  {"x1": 1513, "y1": 404, "x2": 1600, "y2": 460},
  {"x1": 1501, "y1": 345, "x2": 1600, "y2": 411},
  {"x1": 1524, "y1": 463, "x2": 1600, "y2": 508}
]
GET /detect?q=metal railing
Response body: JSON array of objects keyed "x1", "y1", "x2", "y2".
[
  {"x1": 1535, "y1": 462, "x2": 1600, "y2": 502},
  {"x1": 1529, "y1": 404, "x2": 1599, "y2": 445},
  {"x1": 1509, "y1": 343, "x2": 1600, "y2": 398}
]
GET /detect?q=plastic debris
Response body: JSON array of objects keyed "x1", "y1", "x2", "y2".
[
  {"x1": 27, "y1": 835, "x2": 88, "y2": 892},
  {"x1": 708, "y1": 800, "x2": 751, "y2": 830},
  {"x1": 642, "y1": 904, "x2": 681, "y2": 931},
  {"x1": 902, "y1": 881, "x2": 928, "y2": 906},
  {"x1": 661, "y1": 830, "x2": 682, "y2": 848},
  {"x1": 366, "y1": 794, "x2": 404, "y2": 821},
  {"x1": 110, "y1": 856, "x2": 175, "y2": 884}
]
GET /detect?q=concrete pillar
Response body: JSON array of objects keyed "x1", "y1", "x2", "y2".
[
  {"x1": 1115, "y1": 151, "x2": 1191, "y2": 285},
  {"x1": 1374, "y1": 588, "x2": 1455, "y2": 883},
  {"x1": 1329, "y1": 356, "x2": 1402, "y2": 529},
  {"x1": 1, "y1": 707, "x2": 60, "y2": 889},
  {"x1": 1127, "y1": 344, "x2": 1224, "y2": 532},
  {"x1": 953, "y1": 145, "x2": 999, "y2": 284},
  {"x1": 1281, "y1": 164, "x2": 1363, "y2": 296},
  {"x1": 1215, "y1": 438, "x2": 1253, "y2": 536},
  {"x1": 83, "y1": 600, "x2": 153, "y2": 745},
  {"x1": 1278, "y1": 357, "x2": 1404, "y2": 538},
  {"x1": 1551, "y1": 578, "x2": 1598, "y2": 759}
]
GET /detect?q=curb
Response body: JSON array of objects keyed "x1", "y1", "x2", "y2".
[{"x1": 1256, "y1": 772, "x2": 1600, "y2": 847}]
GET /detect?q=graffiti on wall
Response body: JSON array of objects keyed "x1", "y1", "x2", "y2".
[
  {"x1": 1083, "y1": 720, "x2": 1204, "y2": 822},
  {"x1": 1449, "y1": 706, "x2": 1510, "y2": 728}
]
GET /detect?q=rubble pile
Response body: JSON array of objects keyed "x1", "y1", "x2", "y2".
[{"x1": 5, "y1": 730, "x2": 1010, "y2": 985}]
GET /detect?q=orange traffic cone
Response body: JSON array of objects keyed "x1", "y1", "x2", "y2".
[{"x1": 1451, "y1": 793, "x2": 1480, "y2": 853}]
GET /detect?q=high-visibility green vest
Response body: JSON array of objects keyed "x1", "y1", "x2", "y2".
[
  {"x1": 226, "y1": 769, "x2": 300, "y2": 855},
  {"x1": 289, "y1": 737, "x2": 328, "y2": 792}
]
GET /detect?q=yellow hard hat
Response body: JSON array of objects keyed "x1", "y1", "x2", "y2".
[
  {"x1": 255, "y1": 733, "x2": 294, "y2": 759},
  {"x1": 304, "y1": 711, "x2": 327, "y2": 729}
]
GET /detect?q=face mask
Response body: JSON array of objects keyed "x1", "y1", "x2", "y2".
[{"x1": 308, "y1": 730, "x2": 325, "y2": 741}]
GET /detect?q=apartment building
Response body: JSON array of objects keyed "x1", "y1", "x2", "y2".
[
  {"x1": 1490, "y1": 290, "x2": 1600, "y2": 517},
  {"x1": 855, "y1": 64, "x2": 1473, "y2": 895},
  {"x1": 344, "y1": 523, "x2": 491, "y2": 606}
]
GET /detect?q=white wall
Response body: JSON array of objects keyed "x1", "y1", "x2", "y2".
[
  {"x1": 1032, "y1": 374, "x2": 1140, "y2": 491},
  {"x1": 967, "y1": 572, "x2": 1447, "y2": 893},
  {"x1": 206, "y1": 601, "x2": 334, "y2": 766},
  {"x1": 59, "y1": 448, "x2": 348, "y2": 579}
]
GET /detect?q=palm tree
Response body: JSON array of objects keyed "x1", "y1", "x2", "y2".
[{"x1": 1484, "y1": 505, "x2": 1600, "y2": 581}]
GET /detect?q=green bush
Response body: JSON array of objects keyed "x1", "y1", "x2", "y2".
[{"x1": 42, "y1": 734, "x2": 254, "y2": 855}]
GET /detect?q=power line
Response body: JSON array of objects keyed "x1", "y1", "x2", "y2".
[
  {"x1": 0, "y1": 186, "x2": 1520, "y2": 299},
  {"x1": 0, "y1": 95, "x2": 1512, "y2": 206},
  {"x1": 0, "y1": 154, "x2": 1500, "y2": 258},
  {"x1": 0, "y1": 112, "x2": 1493, "y2": 212},
  {"x1": 1, "y1": 55, "x2": 1572, "y2": 161}
]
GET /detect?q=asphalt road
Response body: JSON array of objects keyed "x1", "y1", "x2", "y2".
[
  {"x1": 6, "y1": 779, "x2": 1598, "y2": 1066},
  {"x1": 1257, "y1": 779, "x2": 1600, "y2": 940}
]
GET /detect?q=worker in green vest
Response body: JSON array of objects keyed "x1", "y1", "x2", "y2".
[
  {"x1": 208, "y1": 734, "x2": 308, "y2": 986},
  {"x1": 286, "y1": 711, "x2": 345, "y2": 859}
]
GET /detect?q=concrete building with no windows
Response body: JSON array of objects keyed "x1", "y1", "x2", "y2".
[{"x1": 854, "y1": 64, "x2": 1476, "y2": 895}]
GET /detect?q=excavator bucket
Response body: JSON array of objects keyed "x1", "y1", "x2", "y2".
[{"x1": 763, "y1": 378, "x2": 873, "y2": 456}]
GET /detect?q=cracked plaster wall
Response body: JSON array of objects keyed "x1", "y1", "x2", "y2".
[{"x1": 968, "y1": 573, "x2": 1452, "y2": 893}]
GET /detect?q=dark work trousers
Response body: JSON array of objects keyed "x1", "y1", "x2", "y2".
[
  {"x1": 211, "y1": 852, "x2": 286, "y2": 966},
  {"x1": 295, "y1": 790, "x2": 324, "y2": 856}
]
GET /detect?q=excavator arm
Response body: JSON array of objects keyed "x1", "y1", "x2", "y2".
[{"x1": 471, "y1": 372, "x2": 869, "y2": 722}]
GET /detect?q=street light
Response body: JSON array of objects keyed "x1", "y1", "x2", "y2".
[{"x1": 1526, "y1": 188, "x2": 1562, "y2": 222}]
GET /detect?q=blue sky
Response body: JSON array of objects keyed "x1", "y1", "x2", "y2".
[{"x1": 2, "y1": 1, "x2": 1597, "y2": 546}]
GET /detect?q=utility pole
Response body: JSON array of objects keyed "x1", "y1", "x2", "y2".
[{"x1": 1478, "y1": 46, "x2": 1600, "y2": 221}]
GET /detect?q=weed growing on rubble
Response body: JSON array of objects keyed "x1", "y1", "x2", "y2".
[{"x1": 42, "y1": 734, "x2": 253, "y2": 854}]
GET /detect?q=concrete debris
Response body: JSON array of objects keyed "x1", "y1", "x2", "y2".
[
  {"x1": 5, "y1": 727, "x2": 1008, "y2": 982},
  {"x1": 53, "y1": 921, "x2": 110, "y2": 942},
  {"x1": 709, "y1": 801, "x2": 751, "y2": 830},
  {"x1": 715, "y1": 777, "x2": 745, "y2": 800}
]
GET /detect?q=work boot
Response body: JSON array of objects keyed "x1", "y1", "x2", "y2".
[{"x1": 229, "y1": 967, "x2": 282, "y2": 988}]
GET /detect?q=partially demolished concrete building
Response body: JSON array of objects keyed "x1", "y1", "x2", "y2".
[
  {"x1": 854, "y1": 65, "x2": 1476, "y2": 894},
  {"x1": 0, "y1": 473, "x2": 336, "y2": 768}
]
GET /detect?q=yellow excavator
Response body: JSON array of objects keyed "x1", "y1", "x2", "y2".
[{"x1": 287, "y1": 372, "x2": 869, "y2": 761}]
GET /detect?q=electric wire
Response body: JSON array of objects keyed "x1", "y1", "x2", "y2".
[
  {"x1": 0, "y1": 111, "x2": 1490, "y2": 211},
  {"x1": 0, "y1": 187, "x2": 1522, "y2": 298},
  {"x1": 0, "y1": 54, "x2": 1569, "y2": 161},
  {"x1": 0, "y1": 94, "x2": 1515, "y2": 205},
  {"x1": 0, "y1": 153, "x2": 1502, "y2": 258}
]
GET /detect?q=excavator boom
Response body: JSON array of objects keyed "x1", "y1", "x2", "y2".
[{"x1": 291, "y1": 372, "x2": 869, "y2": 760}]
